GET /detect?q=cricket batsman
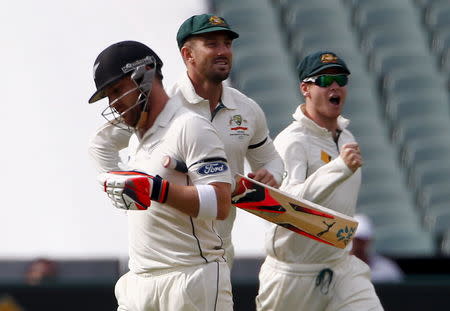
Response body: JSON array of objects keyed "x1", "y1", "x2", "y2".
[{"x1": 88, "y1": 40, "x2": 234, "y2": 310}]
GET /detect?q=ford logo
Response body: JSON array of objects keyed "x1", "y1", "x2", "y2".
[{"x1": 197, "y1": 162, "x2": 228, "y2": 175}]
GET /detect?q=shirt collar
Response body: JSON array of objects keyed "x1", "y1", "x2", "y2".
[
  {"x1": 176, "y1": 71, "x2": 237, "y2": 110},
  {"x1": 141, "y1": 97, "x2": 181, "y2": 139},
  {"x1": 177, "y1": 71, "x2": 205, "y2": 104},
  {"x1": 293, "y1": 104, "x2": 349, "y2": 135}
]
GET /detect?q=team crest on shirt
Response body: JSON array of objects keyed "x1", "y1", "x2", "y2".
[
  {"x1": 229, "y1": 114, "x2": 249, "y2": 139},
  {"x1": 321, "y1": 150, "x2": 332, "y2": 163}
]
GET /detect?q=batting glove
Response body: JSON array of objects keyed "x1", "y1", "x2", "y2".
[{"x1": 98, "y1": 171, "x2": 170, "y2": 210}]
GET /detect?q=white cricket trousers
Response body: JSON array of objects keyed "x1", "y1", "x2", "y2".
[
  {"x1": 115, "y1": 261, "x2": 233, "y2": 311},
  {"x1": 256, "y1": 254, "x2": 384, "y2": 311},
  {"x1": 222, "y1": 237, "x2": 235, "y2": 270}
]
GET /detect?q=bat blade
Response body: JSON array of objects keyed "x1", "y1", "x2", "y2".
[{"x1": 232, "y1": 174, "x2": 358, "y2": 249}]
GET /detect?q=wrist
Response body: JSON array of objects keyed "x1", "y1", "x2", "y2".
[
  {"x1": 151, "y1": 175, "x2": 170, "y2": 203},
  {"x1": 196, "y1": 185, "x2": 218, "y2": 220}
]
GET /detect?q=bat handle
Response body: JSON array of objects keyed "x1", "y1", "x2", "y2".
[{"x1": 162, "y1": 155, "x2": 188, "y2": 173}]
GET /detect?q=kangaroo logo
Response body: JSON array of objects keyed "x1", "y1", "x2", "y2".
[{"x1": 317, "y1": 221, "x2": 336, "y2": 237}]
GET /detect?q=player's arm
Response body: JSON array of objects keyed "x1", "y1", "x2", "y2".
[
  {"x1": 98, "y1": 171, "x2": 231, "y2": 220},
  {"x1": 88, "y1": 122, "x2": 133, "y2": 172},
  {"x1": 180, "y1": 115, "x2": 233, "y2": 218},
  {"x1": 280, "y1": 140, "x2": 361, "y2": 203},
  {"x1": 300, "y1": 142, "x2": 362, "y2": 201},
  {"x1": 276, "y1": 141, "x2": 308, "y2": 196},
  {"x1": 166, "y1": 181, "x2": 231, "y2": 220},
  {"x1": 98, "y1": 115, "x2": 232, "y2": 219},
  {"x1": 245, "y1": 102, "x2": 284, "y2": 188}
]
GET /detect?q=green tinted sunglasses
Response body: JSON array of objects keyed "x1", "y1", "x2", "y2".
[{"x1": 303, "y1": 74, "x2": 348, "y2": 87}]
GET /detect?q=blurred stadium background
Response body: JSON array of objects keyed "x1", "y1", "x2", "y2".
[{"x1": 2, "y1": 0, "x2": 450, "y2": 310}]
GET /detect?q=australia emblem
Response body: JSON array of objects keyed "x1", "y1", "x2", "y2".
[{"x1": 229, "y1": 114, "x2": 249, "y2": 138}]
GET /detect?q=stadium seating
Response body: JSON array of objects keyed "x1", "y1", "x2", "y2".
[
  {"x1": 413, "y1": 0, "x2": 446, "y2": 9},
  {"x1": 439, "y1": 229, "x2": 450, "y2": 255},
  {"x1": 358, "y1": 185, "x2": 416, "y2": 214},
  {"x1": 382, "y1": 71, "x2": 446, "y2": 102},
  {"x1": 284, "y1": 7, "x2": 350, "y2": 36},
  {"x1": 375, "y1": 224, "x2": 436, "y2": 257},
  {"x1": 419, "y1": 184, "x2": 450, "y2": 211},
  {"x1": 408, "y1": 164, "x2": 450, "y2": 200},
  {"x1": 360, "y1": 27, "x2": 425, "y2": 52},
  {"x1": 431, "y1": 25, "x2": 450, "y2": 59},
  {"x1": 440, "y1": 48, "x2": 450, "y2": 73},
  {"x1": 392, "y1": 116, "x2": 450, "y2": 153},
  {"x1": 353, "y1": 7, "x2": 420, "y2": 37},
  {"x1": 0, "y1": 259, "x2": 120, "y2": 282},
  {"x1": 424, "y1": 4, "x2": 450, "y2": 31},
  {"x1": 424, "y1": 206, "x2": 450, "y2": 236},
  {"x1": 363, "y1": 205, "x2": 422, "y2": 230},
  {"x1": 368, "y1": 48, "x2": 438, "y2": 82},
  {"x1": 401, "y1": 138, "x2": 450, "y2": 170},
  {"x1": 384, "y1": 92, "x2": 450, "y2": 127},
  {"x1": 212, "y1": 0, "x2": 450, "y2": 256},
  {"x1": 344, "y1": 90, "x2": 381, "y2": 121}
]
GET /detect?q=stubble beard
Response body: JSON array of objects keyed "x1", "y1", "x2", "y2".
[
  {"x1": 208, "y1": 70, "x2": 230, "y2": 84},
  {"x1": 121, "y1": 104, "x2": 141, "y2": 128}
]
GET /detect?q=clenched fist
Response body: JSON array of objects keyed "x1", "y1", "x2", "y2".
[{"x1": 340, "y1": 142, "x2": 363, "y2": 172}]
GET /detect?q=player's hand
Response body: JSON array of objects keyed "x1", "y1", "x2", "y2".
[
  {"x1": 340, "y1": 142, "x2": 363, "y2": 172},
  {"x1": 97, "y1": 171, "x2": 170, "y2": 210},
  {"x1": 247, "y1": 168, "x2": 279, "y2": 188}
]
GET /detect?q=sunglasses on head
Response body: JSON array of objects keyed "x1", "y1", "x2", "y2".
[{"x1": 303, "y1": 74, "x2": 348, "y2": 87}]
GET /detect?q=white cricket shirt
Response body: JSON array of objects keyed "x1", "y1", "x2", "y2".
[
  {"x1": 88, "y1": 122, "x2": 132, "y2": 172},
  {"x1": 172, "y1": 71, "x2": 284, "y2": 247},
  {"x1": 90, "y1": 93, "x2": 233, "y2": 273},
  {"x1": 266, "y1": 105, "x2": 361, "y2": 264}
]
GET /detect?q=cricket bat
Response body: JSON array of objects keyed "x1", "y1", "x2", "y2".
[
  {"x1": 232, "y1": 174, "x2": 358, "y2": 249},
  {"x1": 161, "y1": 156, "x2": 358, "y2": 249}
]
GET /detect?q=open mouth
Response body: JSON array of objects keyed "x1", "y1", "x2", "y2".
[
  {"x1": 329, "y1": 95, "x2": 341, "y2": 105},
  {"x1": 214, "y1": 57, "x2": 228, "y2": 66}
]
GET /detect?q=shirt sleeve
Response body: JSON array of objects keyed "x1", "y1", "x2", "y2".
[
  {"x1": 178, "y1": 115, "x2": 232, "y2": 186},
  {"x1": 278, "y1": 140, "x2": 308, "y2": 195},
  {"x1": 88, "y1": 122, "x2": 133, "y2": 173},
  {"x1": 245, "y1": 102, "x2": 284, "y2": 184},
  {"x1": 278, "y1": 137, "x2": 353, "y2": 203},
  {"x1": 299, "y1": 156, "x2": 354, "y2": 203}
]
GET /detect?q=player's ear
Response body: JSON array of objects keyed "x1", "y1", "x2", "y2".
[
  {"x1": 300, "y1": 82, "x2": 310, "y2": 97},
  {"x1": 181, "y1": 44, "x2": 194, "y2": 64}
]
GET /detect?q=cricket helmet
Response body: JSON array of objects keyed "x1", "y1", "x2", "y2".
[{"x1": 89, "y1": 40, "x2": 163, "y2": 103}]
